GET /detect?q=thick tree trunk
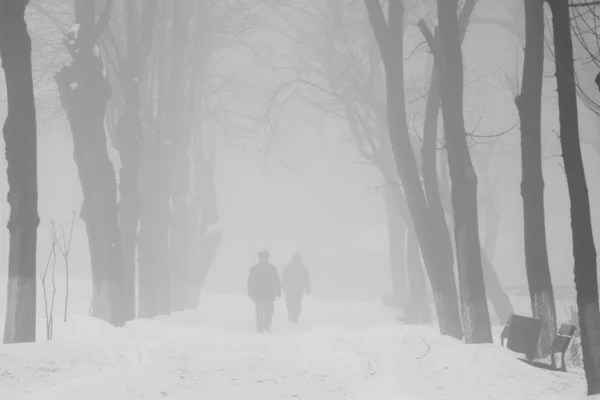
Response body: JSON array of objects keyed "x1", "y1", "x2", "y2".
[
  {"x1": 55, "y1": 0, "x2": 123, "y2": 326},
  {"x1": 437, "y1": 0, "x2": 492, "y2": 343},
  {"x1": 517, "y1": 0, "x2": 557, "y2": 358},
  {"x1": 549, "y1": 0, "x2": 600, "y2": 394},
  {"x1": 1, "y1": 0, "x2": 39, "y2": 344},
  {"x1": 383, "y1": 186, "x2": 408, "y2": 309},
  {"x1": 365, "y1": 0, "x2": 463, "y2": 339},
  {"x1": 405, "y1": 227, "x2": 432, "y2": 323}
]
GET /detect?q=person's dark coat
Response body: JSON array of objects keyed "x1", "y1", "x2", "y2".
[{"x1": 248, "y1": 262, "x2": 281, "y2": 302}]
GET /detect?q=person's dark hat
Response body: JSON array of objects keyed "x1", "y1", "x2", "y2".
[{"x1": 258, "y1": 250, "x2": 269, "y2": 260}]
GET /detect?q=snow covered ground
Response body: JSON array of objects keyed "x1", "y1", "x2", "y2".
[{"x1": 0, "y1": 277, "x2": 593, "y2": 400}]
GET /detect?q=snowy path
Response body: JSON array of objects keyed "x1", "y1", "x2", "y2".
[{"x1": 0, "y1": 292, "x2": 589, "y2": 399}]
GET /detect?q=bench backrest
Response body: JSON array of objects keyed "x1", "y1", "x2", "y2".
[{"x1": 551, "y1": 324, "x2": 576, "y2": 353}]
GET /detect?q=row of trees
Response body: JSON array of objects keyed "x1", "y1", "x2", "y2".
[
  {"x1": 360, "y1": 0, "x2": 600, "y2": 394},
  {"x1": 260, "y1": 0, "x2": 600, "y2": 394},
  {"x1": 2, "y1": 0, "x2": 254, "y2": 339},
  {"x1": 2, "y1": 0, "x2": 600, "y2": 395}
]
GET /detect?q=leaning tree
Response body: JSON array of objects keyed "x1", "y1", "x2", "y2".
[
  {"x1": 364, "y1": 0, "x2": 464, "y2": 339},
  {"x1": 548, "y1": 0, "x2": 600, "y2": 394}
]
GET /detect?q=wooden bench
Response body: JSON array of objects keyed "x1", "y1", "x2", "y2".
[{"x1": 500, "y1": 314, "x2": 541, "y2": 360}]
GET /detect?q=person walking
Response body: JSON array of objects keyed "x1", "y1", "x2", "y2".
[
  {"x1": 282, "y1": 253, "x2": 310, "y2": 323},
  {"x1": 247, "y1": 250, "x2": 281, "y2": 333}
]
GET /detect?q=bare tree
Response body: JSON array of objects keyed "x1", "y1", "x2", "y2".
[
  {"x1": 104, "y1": 0, "x2": 158, "y2": 322},
  {"x1": 418, "y1": 1, "x2": 514, "y2": 326},
  {"x1": 136, "y1": 0, "x2": 253, "y2": 315},
  {"x1": 269, "y1": 0, "x2": 431, "y2": 319},
  {"x1": 1, "y1": 0, "x2": 39, "y2": 344},
  {"x1": 136, "y1": 3, "x2": 177, "y2": 316},
  {"x1": 39, "y1": 225, "x2": 59, "y2": 341},
  {"x1": 548, "y1": 0, "x2": 600, "y2": 394},
  {"x1": 437, "y1": 0, "x2": 493, "y2": 343},
  {"x1": 516, "y1": 0, "x2": 557, "y2": 358},
  {"x1": 365, "y1": 0, "x2": 463, "y2": 339},
  {"x1": 54, "y1": 0, "x2": 123, "y2": 326}
]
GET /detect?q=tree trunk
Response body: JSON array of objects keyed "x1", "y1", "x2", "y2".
[
  {"x1": 419, "y1": 31, "x2": 456, "y2": 325},
  {"x1": 1, "y1": 0, "x2": 39, "y2": 344},
  {"x1": 418, "y1": 4, "x2": 513, "y2": 327},
  {"x1": 385, "y1": 171, "x2": 433, "y2": 320},
  {"x1": 517, "y1": 0, "x2": 557, "y2": 358},
  {"x1": 383, "y1": 185, "x2": 408, "y2": 309},
  {"x1": 549, "y1": 0, "x2": 600, "y2": 394},
  {"x1": 365, "y1": 0, "x2": 463, "y2": 339},
  {"x1": 115, "y1": 0, "x2": 158, "y2": 322},
  {"x1": 55, "y1": 0, "x2": 123, "y2": 326},
  {"x1": 437, "y1": 0, "x2": 492, "y2": 343},
  {"x1": 405, "y1": 227, "x2": 432, "y2": 323}
]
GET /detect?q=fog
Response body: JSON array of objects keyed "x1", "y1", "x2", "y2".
[{"x1": 2, "y1": 0, "x2": 600, "y2": 311}]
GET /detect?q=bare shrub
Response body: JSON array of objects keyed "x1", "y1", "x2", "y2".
[
  {"x1": 57, "y1": 211, "x2": 75, "y2": 322},
  {"x1": 39, "y1": 223, "x2": 59, "y2": 340}
]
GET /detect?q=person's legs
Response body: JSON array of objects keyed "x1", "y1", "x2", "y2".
[
  {"x1": 254, "y1": 301, "x2": 264, "y2": 333},
  {"x1": 263, "y1": 301, "x2": 275, "y2": 332},
  {"x1": 285, "y1": 292, "x2": 294, "y2": 322},
  {"x1": 295, "y1": 292, "x2": 304, "y2": 322},
  {"x1": 287, "y1": 292, "x2": 302, "y2": 323}
]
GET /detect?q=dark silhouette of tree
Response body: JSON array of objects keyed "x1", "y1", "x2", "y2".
[
  {"x1": 54, "y1": 0, "x2": 124, "y2": 326},
  {"x1": 418, "y1": 1, "x2": 514, "y2": 326},
  {"x1": 1, "y1": 0, "x2": 39, "y2": 344},
  {"x1": 515, "y1": 0, "x2": 557, "y2": 358},
  {"x1": 365, "y1": 0, "x2": 463, "y2": 339},
  {"x1": 436, "y1": 0, "x2": 493, "y2": 343},
  {"x1": 136, "y1": 3, "x2": 178, "y2": 316},
  {"x1": 548, "y1": 0, "x2": 600, "y2": 394},
  {"x1": 102, "y1": 0, "x2": 158, "y2": 322}
]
